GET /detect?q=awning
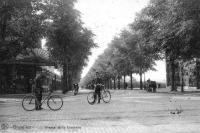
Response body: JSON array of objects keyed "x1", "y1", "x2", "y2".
[{"x1": 0, "y1": 48, "x2": 55, "y2": 66}]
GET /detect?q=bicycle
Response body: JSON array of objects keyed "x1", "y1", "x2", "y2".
[
  {"x1": 22, "y1": 90, "x2": 63, "y2": 111},
  {"x1": 87, "y1": 84, "x2": 111, "y2": 105}
]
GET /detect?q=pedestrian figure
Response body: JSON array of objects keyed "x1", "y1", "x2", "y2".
[
  {"x1": 147, "y1": 79, "x2": 157, "y2": 92},
  {"x1": 73, "y1": 83, "x2": 79, "y2": 95},
  {"x1": 93, "y1": 72, "x2": 103, "y2": 103},
  {"x1": 34, "y1": 72, "x2": 46, "y2": 110}
]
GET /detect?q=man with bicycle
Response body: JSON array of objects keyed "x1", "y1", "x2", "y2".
[
  {"x1": 93, "y1": 72, "x2": 103, "y2": 104},
  {"x1": 34, "y1": 72, "x2": 46, "y2": 110}
]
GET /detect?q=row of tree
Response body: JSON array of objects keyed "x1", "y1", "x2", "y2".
[
  {"x1": 0, "y1": 0, "x2": 96, "y2": 93},
  {"x1": 81, "y1": 0, "x2": 200, "y2": 91}
]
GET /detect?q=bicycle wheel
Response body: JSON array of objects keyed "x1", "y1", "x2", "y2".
[
  {"x1": 22, "y1": 95, "x2": 36, "y2": 111},
  {"x1": 47, "y1": 95, "x2": 63, "y2": 111},
  {"x1": 87, "y1": 92, "x2": 95, "y2": 105},
  {"x1": 102, "y1": 90, "x2": 111, "y2": 103}
]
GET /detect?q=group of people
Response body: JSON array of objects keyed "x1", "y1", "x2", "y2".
[
  {"x1": 146, "y1": 79, "x2": 157, "y2": 93},
  {"x1": 31, "y1": 70, "x2": 158, "y2": 109},
  {"x1": 91, "y1": 72, "x2": 159, "y2": 103}
]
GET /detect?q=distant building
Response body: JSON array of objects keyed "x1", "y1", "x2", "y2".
[
  {"x1": 0, "y1": 48, "x2": 61, "y2": 94},
  {"x1": 41, "y1": 66, "x2": 61, "y2": 92},
  {"x1": 166, "y1": 58, "x2": 200, "y2": 89}
]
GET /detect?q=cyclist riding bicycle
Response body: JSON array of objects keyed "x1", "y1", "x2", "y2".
[{"x1": 93, "y1": 72, "x2": 103, "y2": 104}]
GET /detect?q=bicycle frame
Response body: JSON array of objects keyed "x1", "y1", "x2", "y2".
[
  {"x1": 36, "y1": 91, "x2": 53, "y2": 106},
  {"x1": 95, "y1": 85, "x2": 108, "y2": 98},
  {"x1": 22, "y1": 90, "x2": 63, "y2": 111}
]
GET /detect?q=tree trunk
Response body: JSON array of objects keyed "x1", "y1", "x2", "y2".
[
  {"x1": 108, "y1": 79, "x2": 110, "y2": 89},
  {"x1": 67, "y1": 63, "x2": 69, "y2": 91},
  {"x1": 118, "y1": 76, "x2": 120, "y2": 90},
  {"x1": 104, "y1": 80, "x2": 107, "y2": 89},
  {"x1": 67, "y1": 68, "x2": 73, "y2": 91},
  {"x1": 196, "y1": 59, "x2": 200, "y2": 89},
  {"x1": 54, "y1": 75, "x2": 57, "y2": 90},
  {"x1": 107, "y1": 79, "x2": 109, "y2": 89},
  {"x1": 62, "y1": 62, "x2": 73, "y2": 93},
  {"x1": 110, "y1": 78, "x2": 112, "y2": 90},
  {"x1": 9, "y1": 65, "x2": 16, "y2": 93},
  {"x1": 171, "y1": 59, "x2": 177, "y2": 91},
  {"x1": 62, "y1": 63, "x2": 68, "y2": 93},
  {"x1": 114, "y1": 77, "x2": 116, "y2": 90},
  {"x1": 106, "y1": 79, "x2": 108, "y2": 89},
  {"x1": 144, "y1": 72, "x2": 146, "y2": 90},
  {"x1": 123, "y1": 75, "x2": 126, "y2": 89},
  {"x1": 107, "y1": 80, "x2": 108, "y2": 89},
  {"x1": 1, "y1": 11, "x2": 8, "y2": 41},
  {"x1": 139, "y1": 67, "x2": 143, "y2": 90},
  {"x1": 130, "y1": 73, "x2": 133, "y2": 90},
  {"x1": 181, "y1": 65, "x2": 184, "y2": 92}
]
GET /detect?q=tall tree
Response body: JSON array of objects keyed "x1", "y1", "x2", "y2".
[
  {"x1": 0, "y1": 0, "x2": 46, "y2": 61},
  {"x1": 45, "y1": 0, "x2": 96, "y2": 92},
  {"x1": 145, "y1": 0, "x2": 200, "y2": 91}
]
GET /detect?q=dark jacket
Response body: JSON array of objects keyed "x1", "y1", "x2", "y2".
[
  {"x1": 35, "y1": 76, "x2": 44, "y2": 93},
  {"x1": 93, "y1": 77, "x2": 103, "y2": 92},
  {"x1": 94, "y1": 77, "x2": 103, "y2": 84}
]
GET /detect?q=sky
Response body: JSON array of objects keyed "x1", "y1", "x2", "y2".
[{"x1": 75, "y1": 0, "x2": 166, "y2": 82}]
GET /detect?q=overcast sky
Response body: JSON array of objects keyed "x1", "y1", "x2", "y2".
[{"x1": 75, "y1": 0, "x2": 166, "y2": 82}]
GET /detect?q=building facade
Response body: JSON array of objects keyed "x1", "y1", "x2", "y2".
[
  {"x1": 0, "y1": 48, "x2": 61, "y2": 94},
  {"x1": 166, "y1": 58, "x2": 200, "y2": 89}
]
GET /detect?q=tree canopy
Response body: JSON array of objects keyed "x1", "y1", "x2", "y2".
[
  {"x1": 0, "y1": 0, "x2": 96, "y2": 92},
  {"x1": 81, "y1": 0, "x2": 200, "y2": 91}
]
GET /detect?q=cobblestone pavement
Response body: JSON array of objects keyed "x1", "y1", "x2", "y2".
[{"x1": 1, "y1": 89, "x2": 200, "y2": 133}]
